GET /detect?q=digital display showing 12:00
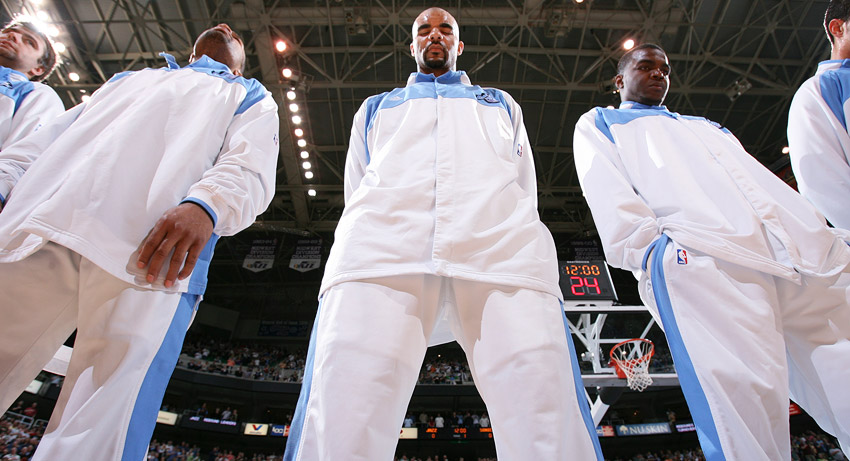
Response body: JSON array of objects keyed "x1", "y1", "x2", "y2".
[{"x1": 558, "y1": 261, "x2": 618, "y2": 301}]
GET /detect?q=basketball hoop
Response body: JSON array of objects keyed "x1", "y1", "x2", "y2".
[{"x1": 610, "y1": 338, "x2": 654, "y2": 392}]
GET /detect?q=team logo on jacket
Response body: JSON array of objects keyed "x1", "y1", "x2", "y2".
[
  {"x1": 476, "y1": 92, "x2": 500, "y2": 104},
  {"x1": 677, "y1": 249, "x2": 688, "y2": 265},
  {"x1": 0, "y1": 81, "x2": 11, "y2": 89}
]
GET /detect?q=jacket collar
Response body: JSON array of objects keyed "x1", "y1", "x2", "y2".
[
  {"x1": 619, "y1": 101, "x2": 669, "y2": 111},
  {"x1": 406, "y1": 70, "x2": 471, "y2": 86}
]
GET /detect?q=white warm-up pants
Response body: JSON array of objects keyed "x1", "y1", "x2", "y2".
[
  {"x1": 0, "y1": 242, "x2": 197, "y2": 461},
  {"x1": 641, "y1": 235, "x2": 850, "y2": 461},
  {"x1": 284, "y1": 275, "x2": 603, "y2": 461}
]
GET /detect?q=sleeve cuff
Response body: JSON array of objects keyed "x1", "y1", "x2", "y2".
[{"x1": 181, "y1": 197, "x2": 217, "y2": 227}]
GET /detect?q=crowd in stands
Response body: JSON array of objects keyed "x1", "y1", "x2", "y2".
[
  {"x1": 177, "y1": 337, "x2": 474, "y2": 385},
  {"x1": 393, "y1": 457, "x2": 495, "y2": 461},
  {"x1": 190, "y1": 403, "x2": 239, "y2": 422},
  {"x1": 791, "y1": 431, "x2": 847, "y2": 461},
  {"x1": 179, "y1": 338, "x2": 306, "y2": 383},
  {"x1": 0, "y1": 416, "x2": 43, "y2": 461},
  {"x1": 3, "y1": 408, "x2": 847, "y2": 461},
  {"x1": 404, "y1": 411, "x2": 490, "y2": 429},
  {"x1": 604, "y1": 449, "x2": 706, "y2": 461},
  {"x1": 601, "y1": 431, "x2": 847, "y2": 461},
  {"x1": 147, "y1": 440, "x2": 283, "y2": 460}
]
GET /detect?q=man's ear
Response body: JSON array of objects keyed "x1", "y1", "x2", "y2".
[
  {"x1": 410, "y1": 42, "x2": 415, "y2": 57},
  {"x1": 28, "y1": 65, "x2": 45, "y2": 80},
  {"x1": 457, "y1": 40, "x2": 464, "y2": 56},
  {"x1": 614, "y1": 74, "x2": 624, "y2": 90},
  {"x1": 829, "y1": 18, "x2": 846, "y2": 42},
  {"x1": 231, "y1": 68, "x2": 242, "y2": 77}
]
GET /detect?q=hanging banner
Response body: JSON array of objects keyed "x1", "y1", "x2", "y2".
[
  {"x1": 243, "y1": 238, "x2": 277, "y2": 273},
  {"x1": 289, "y1": 238, "x2": 322, "y2": 272}
]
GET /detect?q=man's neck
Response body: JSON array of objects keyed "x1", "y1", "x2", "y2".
[
  {"x1": 830, "y1": 46, "x2": 850, "y2": 61},
  {"x1": 418, "y1": 67, "x2": 450, "y2": 77}
]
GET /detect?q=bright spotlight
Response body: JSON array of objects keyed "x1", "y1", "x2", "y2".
[
  {"x1": 292, "y1": 115, "x2": 302, "y2": 124},
  {"x1": 302, "y1": 161, "x2": 312, "y2": 170},
  {"x1": 305, "y1": 171, "x2": 314, "y2": 179},
  {"x1": 300, "y1": 151, "x2": 309, "y2": 159},
  {"x1": 68, "y1": 72, "x2": 80, "y2": 82},
  {"x1": 308, "y1": 189, "x2": 317, "y2": 197},
  {"x1": 275, "y1": 40, "x2": 287, "y2": 52},
  {"x1": 286, "y1": 90, "x2": 297, "y2": 100},
  {"x1": 294, "y1": 128, "x2": 304, "y2": 137},
  {"x1": 623, "y1": 39, "x2": 635, "y2": 50},
  {"x1": 282, "y1": 68, "x2": 293, "y2": 78},
  {"x1": 289, "y1": 103, "x2": 299, "y2": 112},
  {"x1": 297, "y1": 139, "x2": 307, "y2": 147}
]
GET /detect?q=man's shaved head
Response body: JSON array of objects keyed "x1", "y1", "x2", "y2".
[
  {"x1": 410, "y1": 7, "x2": 464, "y2": 77},
  {"x1": 412, "y1": 8, "x2": 459, "y2": 38}
]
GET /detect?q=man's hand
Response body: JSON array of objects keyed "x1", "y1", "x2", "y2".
[{"x1": 136, "y1": 202, "x2": 214, "y2": 288}]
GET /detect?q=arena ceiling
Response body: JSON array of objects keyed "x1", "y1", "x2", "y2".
[{"x1": 0, "y1": 0, "x2": 831, "y2": 313}]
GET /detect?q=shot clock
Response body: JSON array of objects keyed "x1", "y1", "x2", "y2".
[{"x1": 558, "y1": 260, "x2": 618, "y2": 301}]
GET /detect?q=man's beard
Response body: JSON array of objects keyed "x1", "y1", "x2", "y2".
[{"x1": 424, "y1": 57, "x2": 447, "y2": 69}]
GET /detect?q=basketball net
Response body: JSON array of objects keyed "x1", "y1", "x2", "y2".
[{"x1": 610, "y1": 338, "x2": 654, "y2": 392}]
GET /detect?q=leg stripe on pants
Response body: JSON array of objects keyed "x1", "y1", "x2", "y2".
[
  {"x1": 644, "y1": 235, "x2": 726, "y2": 461},
  {"x1": 560, "y1": 305, "x2": 605, "y2": 460},
  {"x1": 284, "y1": 297, "x2": 323, "y2": 461},
  {"x1": 121, "y1": 293, "x2": 197, "y2": 461}
]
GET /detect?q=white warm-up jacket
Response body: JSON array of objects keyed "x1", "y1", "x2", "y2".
[
  {"x1": 321, "y1": 70, "x2": 562, "y2": 300},
  {"x1": 788, "y1": 59, "x2": 850, "y2": 230},
  {"x1": 0, "y1": 54, "x2": 279, "y2": 294},
  {"x1": 0, "y1": 65, "x2": 64, "y2": 203},
  {"x1": 574, "y1": 101, "x2": 850, "y2": 282}
]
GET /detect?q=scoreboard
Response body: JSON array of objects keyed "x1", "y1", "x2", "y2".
[{"x1": 559, "y1": 260, "x2": 618, "y2": 301}]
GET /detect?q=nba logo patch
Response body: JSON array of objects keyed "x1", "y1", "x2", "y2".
[
  {"x1": 516, "y1": 145, "x2": 523, "y2": 157},
  {"x1": 677, "y1": 249, "x2": 688, "y2": 265}
]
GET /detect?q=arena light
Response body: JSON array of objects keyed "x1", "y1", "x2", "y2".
[
  {"x1": 68, "y1": 72, "x2": 80, "y2": 82},
  {"x1": 308, "y1": 189, "x2": 317, "y2": 197},
  {"x1": 305, "y1": 171, "x2": 314, "y2": 179},
  {"x1": 302, "y1": 161, "x2": 312, "y2": 170},
  {"x1": 782, "y1": 146, "x2": 790, "y2": 154},
  {"x1": 275, "y1": 40, "x2": 287, "y2": 53},
  {"x1": 294, "y1": 128, "x2": 304, "y2": 137},
  {"x1": 292, "y1": 115, "x2": 302, "y2": 124},
  {"x1": 300, "y1": 150, "x2": 309, "y2": 159},
  {"x1": 53, "y1": 42, "x2": 66, "y2": 53},
  {"x1": 623, "y1": 39, "x2": 635, "y2": 50},
  {"x1": 289, "y1": 103, "x2": 299, "y2": 112},
  {"x1": 575, "y1": 0, "x2": 584, "y2": 3},
  {"x1": 282, "y1": 68, "x2": 293, "y2": 78},
  {"x1": 35, "y1": 10, "x2": 49, "y2": 21},
  {"x1": 81, "y1": 95, "x2": 91, "y2": 103},
  {"x1": 297, "y1": 139, "x2": 307, "y2": 147},
  {"x1": 286, "y1": 90, "x2": 297, "y2": 100}
]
